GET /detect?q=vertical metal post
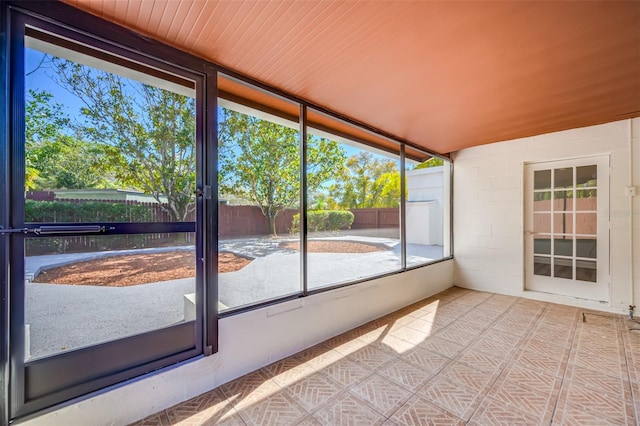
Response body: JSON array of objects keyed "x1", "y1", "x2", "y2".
[
  {"x1": 300, "y1": 105, "x2": 308, "y2": 296},
  {"x1": 0, "y1": 3, "x2": 9, "y2": 424},
  {"x1": 204, "y1": 68, "x2": 218, "y2": 354},
  {"x1": 400, "y1": 145, "x2": 406, "y2": 270}
]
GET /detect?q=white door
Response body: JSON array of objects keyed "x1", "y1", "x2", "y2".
[{"x1": 524, "y1": 156, "x2": 610, "y2": 302}]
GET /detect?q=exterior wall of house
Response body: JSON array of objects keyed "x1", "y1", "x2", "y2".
[
  {"x1": 19, "y1": 260, "x2": 453, "y2": 425},
  {"x1": 453, "y1": 118, "x2": 640, "y2": 313}
]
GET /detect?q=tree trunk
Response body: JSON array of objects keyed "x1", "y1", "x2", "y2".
[{"x1": 268, "y1": 213, "x2": 278, "y2": 237}]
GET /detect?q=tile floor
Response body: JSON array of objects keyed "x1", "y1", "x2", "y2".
[{"x1": 132, "y1": 288, "x2": 640, "y2": 425}]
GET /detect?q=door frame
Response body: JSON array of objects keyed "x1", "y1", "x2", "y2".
[
  {"x1": 523, "y1": 155, "x2": 610, "y2": 302},
  {"x1": 2, "y1": 5, "x2": 217, "y2": 420}
]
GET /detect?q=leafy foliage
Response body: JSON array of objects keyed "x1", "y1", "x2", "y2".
[
  {"x1": 25, "y1": 200, "x2": 157, "y2": 223},
  {"x1": 290, "y1": 210, "x2": 354, "y2": 233},
  {"x1": 51, "y1": 59, "x2": 196, "y2": 221},
  {"x1": 414, "y1": 157, "x2": 444, "y2": 169},
  {"x1": 328, "y1": 152, "x2": 401, "y2": 209},
  {"x1": 218, "y1": 109, "x2": 346, "y2": 235}
]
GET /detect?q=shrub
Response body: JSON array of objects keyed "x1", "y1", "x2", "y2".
[
  {"x1": 290, "y1": 210, "x2": 354, "y2": 233},
  {"x1": 25, "y1": 200, "x2": 157, "y2": 223}
]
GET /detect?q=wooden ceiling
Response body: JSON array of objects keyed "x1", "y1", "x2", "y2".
[{"x1": 63, "y1": 0, "x2": 640, "y2": 154}]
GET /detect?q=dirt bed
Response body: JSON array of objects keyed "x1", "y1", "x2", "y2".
[
  {"x1": 33, "y1": 251, "x2": 251, "y2": 287},
  {"x1": 280, "y1": 240, "x2": 385, "y2": 253},
  {"x1": 33, "y1": 241, "x2": 383, "y2": 287}
]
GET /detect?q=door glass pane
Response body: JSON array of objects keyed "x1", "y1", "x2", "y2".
[
  {"x1": 217, "y1": 75, "x2": 301, "y2": 311},
  {"x1": 576, "y1": 165, "x2": 597, "y2": 187},
  {"x1": 554, "y1": 168, "x2": 573, "y2": 188},
  {"x1": 576, "y1": 213, "x2": 597, "y2": 235},
  {"x1": 554, "y1": 236, "x2": 573, "y2": 257},
  {"x1": 534, "y1": 235, "x2": 551, "y2": 255},
  {"x1": 25, "y1": 37, "x2": 196, "y2": 223},
  {"x1": 553, "y1": 212, "x2": 573, "y2": 234},
  {"x1": 534, "y1": 256, "x2": 551, "y2": 276},
  {"x1": 534, "y1": 170, "x2": 551, "y2": 190},
  {"x1": 577, "y1": 238, "x2": 597, "y2": 259},
  {"x1": 576, "y1": 190, "x2": 597, "y2": 211},
  {"x1": 25, "y1": 233, "x2": 195, "y2": 360},
  {"x1": 576, "y1": 260, "x2": 597, "y2": 282},
  {"x1": 553, "y1": 258, "x2": 573, "y2": 279},
  {"x1": 533, "y1": 213, "x2": 550, "y2": 234},
  {"x1": 534, "y1": 192, "x2": 551, "y2": 211},
  {"x1": 554, "y1": 191, "x2": 573, "y2": 211}
]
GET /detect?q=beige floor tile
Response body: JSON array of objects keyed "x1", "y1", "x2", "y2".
[
  {"x1": 285, "y1": 372, "x2": 343, "y2": 413},
  {"x1": 348, "y1": 373, "x2": 413, "y2": 416},
  {"x1": 347, "y1": 344, "x2": 398, "y2": 370},
  {"x1": 400, "y1": 346, "x2": 451, "y2": 374},
  {"x1": 129, "y1": 411, "x2": 171, "y2": 426},
  {"x1": 418, "y1": 376, "x2": 484, "y2": 421},
  {"x1": 293, "y1": 346, "x2": 344, "y2": 371},
  {"x1": 166, "y1": 389, "x2": 244, "y2": 426},
  {"x1": 456, "y1": 348, "x2": 506, "y2": 372},
  {"x1": 417, "y1": 336, "x2": 465, "y2": 359},
  {"x1": 389, "y1": 394, "x2": 465, "y2": 426},
  {"x1": 434, "y1": 327, "x2": 477, "y2": 347},
  {"x1": 565, "y1": 364, "x2": 630, "y2": 396},
  {"x1": 377, "y1": 358, "x2": 434, "y2": 391},
  {"x1": 390, "y1": 326, "x2": 432, "y2": 346},
  {"x1": 235, "y1": 390, "x2": 307, "y2": 426},
  {"x1": 295, "y1": 415, "x2": 323, "y2": 425},
  {"x1": 554, "y1": 379, "x2": 634, "y2": 425},
  {"x1": 468, "y1": 396, "x2": 543, "y2": 425},
  {"x1": 317, "y1": 357, "x2": 372, "y2": 388},
  {"x1": 219, "y1": 369, "x2": 282, "y2": 409},
  {"x1": 312, "y1": 391, "x2": 387, "y2": 425},
  {"x1": 438, "y1": 361, "x2": 499, "y2": 392}
]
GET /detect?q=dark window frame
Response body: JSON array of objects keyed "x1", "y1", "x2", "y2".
[{"x1": 0, "y1": 0, "x2": 453, "y2": 422}]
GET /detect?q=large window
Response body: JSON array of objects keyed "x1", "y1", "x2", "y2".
[
  {"x1": 305, "y1": 110, "x2": 402, "y2": 289},
  {"x1": 217, "y1": 75, "x2": 302, "y2": 311},
  {"x1": 405, "y1": 149, "x2": 452, "y2": 267}
]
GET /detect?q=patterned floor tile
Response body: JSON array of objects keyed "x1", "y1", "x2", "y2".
[
  {"x1": 439, "y1": 361, "x2": 499, "y2": 392},
  {"x1": 313, "y1": 391, "x2": 387, "y2": 425},
  {"x1": 487, "y1": 372, "x2": 559, "y2": 423},
  {"x1": 219, "y1": 369, "x2": 282, "y2": 409},
  {"x1": 468, "y1": 396, "x2": 543, "y2": 426},
  {"x1": 456, "y1": 348, "x2": 505, "y2": 372},
  {"x1": 349, "y1": 373, "x2": 413, "y2": 416},
  {"x1": 377, "y1": 358, "x2": 434, "y2": 391},
  {"x1": 554, "y1": 379, "x2": 634, "y2": 425},
  {"x1": 390, "y1": 326, "x2": 432, "y2": 346},
  {"x1": 235, "y1": 390, "x2": 307, "y2": 426},
  {"x1": 285, "y1": 372, "x2": 343, "y2": 413},
  {"x1": 389, "y1": 394, "x2": 465, "y2": 426},
  {"x1": 564, "y1": 364, "x2": 630, "y2": 396},
  {"x1": 293, "y1": 346, "x2": 344, "y2": 371},
  {"x1": 406, "y1": 317, "x2": 442, "y2": 335},
  {"x1": 347, "y1": 344, "x2": 397, "y2": 370},
  {"x1": 400, "y1": 346, "x2": 451, "y2": 374},
  {"x1": 419, "y1": 377, "x2": 483, "y2": 420},
  {"x1": 166, "y1": 389, "x2": 244, "y2": 426},
  {"x1": 434, "y1": 327, "x2": 477, "y2": 346},
  {"x1": 318, "y1": 357, "x2": 372, "y2": 388},
  {"x1": 512, "y1": 347, "x2": 567, "y2": 378},
  {"x1": 417, "y1": 336, "x2": 465, "y2": 359},
  {"x1": 130, "y1": 411, "x2": 171, "y2": 426},
  {"x1": 264, "y1": 357, "x2": 316, "y2": 387},
  {"x1": 444, "y1": 319, "x2": 487, "y2": 336},
  {"x1": 295, "y1": 415, "x2": 323, "y2": 425}
]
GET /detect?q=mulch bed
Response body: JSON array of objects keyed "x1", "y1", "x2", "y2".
[{"x1": 280, "y1": 240, "x2": 385, "y2": 253}]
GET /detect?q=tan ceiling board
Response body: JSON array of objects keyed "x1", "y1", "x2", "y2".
[{"x1": 62, "y1": 0, "x2": 640, "y2": 154}]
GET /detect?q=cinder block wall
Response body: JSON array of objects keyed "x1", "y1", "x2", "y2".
[{"x1": 453, "y1": 118, "x2": 640, "y2": 312}]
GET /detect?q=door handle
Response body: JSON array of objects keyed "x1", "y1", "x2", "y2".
[{"x1": 526, "y1": 230, "x2": 539, "y2": 236}]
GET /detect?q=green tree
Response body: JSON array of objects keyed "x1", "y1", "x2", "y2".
[
  {"x1": 30, "y1": 134, "x2": 116, "y2": 189},
  {"x1": 414, "y1": 157, "x2": 444, "y2": 169},
  {"x1": 329, "y1": 152, "x2": 400, "y2": 208},
  {"x1": 52, "y1": 60, "x2": 196, "y2": 221},
  {"x1": 218, "y1": 109, "x2": 346, "y2": 235},
  {"x1": 25, "y1": 89, "x2": 70, "y2": 189}
]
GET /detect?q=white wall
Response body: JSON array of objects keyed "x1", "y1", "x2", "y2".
[
  {"x1": 20, "y1": 260, "x2": 453, "y2": 426},
  {"x1": 453, "y1": 118, "x2": 639, "y2": 313}
]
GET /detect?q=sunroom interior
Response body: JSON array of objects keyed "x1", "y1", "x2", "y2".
[{"x1": 1, "y1": 1, "x2": 639, "y2": 425}]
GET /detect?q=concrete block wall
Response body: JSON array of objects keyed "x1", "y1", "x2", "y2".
[{"x1": 452, "y1": 118, "x2": 639, "y2": 312}]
